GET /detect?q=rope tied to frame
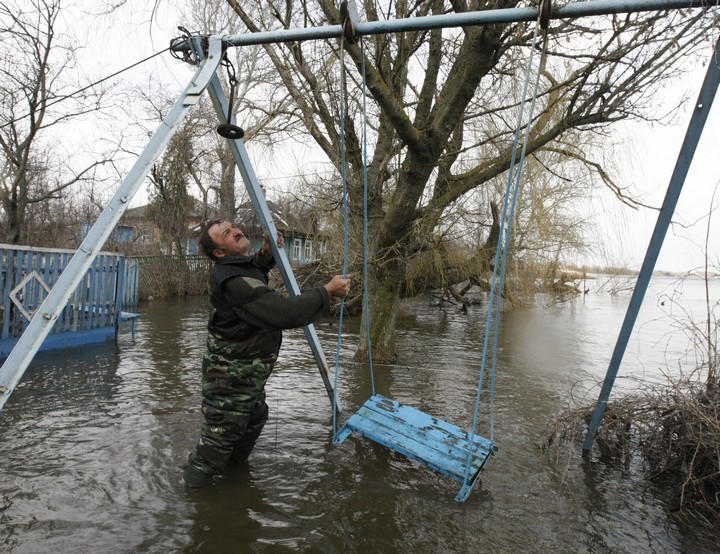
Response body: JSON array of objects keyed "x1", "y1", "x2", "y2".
[
  {"x1": 169, "y1": 27, "x2": 196, "y2": 64},
  {"x1": 332, "y1": 34, "x2": 352, "y2": 442},
  {"x1": 331, "y1": 6, "x2": 374, "y2": 441},
  {"x1": 460, "y1": 0, "x2": 552, "y2": 486}
]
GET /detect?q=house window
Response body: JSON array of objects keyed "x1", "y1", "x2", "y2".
[
  {"x1": 112, "y1": 225, "x2": 134, "y2": 244},
  {"x1": 304, "y1": 240, "x2": 313, "y2": 262},
  {"x1": 292, "y1": 238, "x2": 302, "y2": 262}
]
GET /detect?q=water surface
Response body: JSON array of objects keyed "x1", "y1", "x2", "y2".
[{"x1": 1, "y1": 275, "x2": 718, "y2": 552}]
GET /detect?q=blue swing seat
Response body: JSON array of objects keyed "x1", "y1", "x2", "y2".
[{"x1": 334, "y1": 394, "x2": 497, "y2": 501}]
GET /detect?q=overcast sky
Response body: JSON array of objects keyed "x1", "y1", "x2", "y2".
[
  {"x1": 606, "y1": 61, "x2": 720, "y2": 274},
  {"x1": 71, "y1": 2, "x2": 719, "y2": 274}
]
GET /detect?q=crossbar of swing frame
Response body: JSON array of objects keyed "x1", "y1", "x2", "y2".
[{"x1": 169, "y1": 0, "x2": 709, "y2": 51}]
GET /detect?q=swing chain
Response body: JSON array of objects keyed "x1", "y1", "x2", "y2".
[
  {"x1": 216, "y1": 52, "x2": 245, "y2": 140},
  {"x1": 220, "y1": 51, "x2": 239, "y2": 93}
]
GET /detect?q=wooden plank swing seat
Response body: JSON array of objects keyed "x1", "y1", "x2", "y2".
[{"x1": 334, "y1": 394, "x2": 497, "y2": 501}]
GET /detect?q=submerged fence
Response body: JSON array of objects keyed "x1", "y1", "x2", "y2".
[
  {"x1": 0, "y1": 246, "x2": 213, "y2": 358},
  {"x1": 0, "y1": 244, "x2": 134, "y2": 358}
]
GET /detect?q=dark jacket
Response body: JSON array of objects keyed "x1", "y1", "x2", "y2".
[{"x1": 209, "y1": 252, "x2": 330, "y2": 361}]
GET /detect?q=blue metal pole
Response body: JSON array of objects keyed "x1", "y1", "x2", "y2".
[
  {"x1": 203, "y1": 65, "x2": 341, "y2": 412},
  {"x1": 582, "y1": 37, "x2": 720, "y2": 457},
  {"x1": 0, "y1": 38, "x2": 225, "y2": 411},
  {"x1": 170, "y1": 0, "x2": 708, "y2": 50}
]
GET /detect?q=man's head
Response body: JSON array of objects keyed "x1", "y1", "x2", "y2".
[{"x1": 199, "y1": 219, "x2": 251, "y2": 261}]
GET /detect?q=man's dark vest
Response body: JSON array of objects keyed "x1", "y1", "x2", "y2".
[{"x1": 209, "y1": 255, "x2": 268, "y2": 341}]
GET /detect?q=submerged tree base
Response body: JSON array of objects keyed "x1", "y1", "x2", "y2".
[{"x1": 542, "y1": 379, "x2": 720, "y2": 523}]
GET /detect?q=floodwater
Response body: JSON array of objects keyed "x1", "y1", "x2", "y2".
[{"x1": 1, "y1": 274, "x2": 719, "y2": 553}]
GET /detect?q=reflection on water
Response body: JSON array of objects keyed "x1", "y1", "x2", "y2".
[{"x1": 1, "y1": 277, "x2": 719, "y2": 552}]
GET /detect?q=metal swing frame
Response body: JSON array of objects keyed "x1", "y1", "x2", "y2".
[{"x1": 0, "y1": 0, "x2": 715, "y2": 502}]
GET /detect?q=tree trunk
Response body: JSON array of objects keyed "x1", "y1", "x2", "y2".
[
  {"x1": 218, "y1": 144, "x2": 236, "y2": 218},
  {"x1": 356, "y1": 256, "x2": 405, "y2": 363},
  {"x1": 5, "y1": 199, "x2": 21, "y2": 244}
]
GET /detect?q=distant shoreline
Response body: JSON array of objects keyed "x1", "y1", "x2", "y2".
[{"x1": 564, "y1": 266, "x2": 720, "y2": 279}]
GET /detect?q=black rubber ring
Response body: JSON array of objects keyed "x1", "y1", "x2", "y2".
[{"x1": 217, "y1": 124, "x2": 245, "y2": 140}]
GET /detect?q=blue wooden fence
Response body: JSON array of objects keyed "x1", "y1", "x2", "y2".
[
  {"x1": 123, "y1": 258, "x2": 140, "y2": 308},
  {"x1": 0, "y1": 244, "x2": 136, "y2": 359}
]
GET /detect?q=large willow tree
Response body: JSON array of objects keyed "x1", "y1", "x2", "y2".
[{"x1": 219, "y1": 0, "x2": 718, "y2": 361}]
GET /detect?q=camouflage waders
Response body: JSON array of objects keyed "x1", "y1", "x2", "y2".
[{"x1": 183, "y1": 330, "x2": 278, "y2": 487}]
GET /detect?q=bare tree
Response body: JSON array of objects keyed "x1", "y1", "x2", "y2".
[
  {"x1": 147, "y1": 122, "x2": 196, "y2": 255},
  {"x1": 0, "y1": 0, "x2": 114, "y2": 244},
  {"x1": 217, "y1": 1, "x2": 718, "y2": 362}
]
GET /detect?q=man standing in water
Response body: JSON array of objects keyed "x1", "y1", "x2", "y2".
[{"x1": 183, "y1": 219, "x2": 351, "y2": 487}]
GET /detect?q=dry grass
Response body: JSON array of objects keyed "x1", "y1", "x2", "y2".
[
  {"x1": 136, "y1": 255, "x2": 211, "y2": 299},
  {"x1": 542, "y1": 376, "x2": 720, "y2": 522}
]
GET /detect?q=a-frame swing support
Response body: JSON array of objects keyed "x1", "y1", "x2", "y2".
[
  {"x1": 0, "y1": 35, "x2": 341, "y2": 413},
  {"x1": 583, "y1": 35, "x2": 720, "y2": 457},
  {"x1": 0, "y1": 38, "x2": 223, "y2": 410},
  {"x1": 0, "y1": 0, "x2": 714, "y2": 501}
]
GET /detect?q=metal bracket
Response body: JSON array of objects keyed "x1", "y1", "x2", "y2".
[{"x1": 340, "y1": 1, "x2": 360, "y2": 44}]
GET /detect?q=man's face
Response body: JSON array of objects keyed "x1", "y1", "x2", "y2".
[{"x1": 209, "y1": 221, "x2": 250, "y2": 258}]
